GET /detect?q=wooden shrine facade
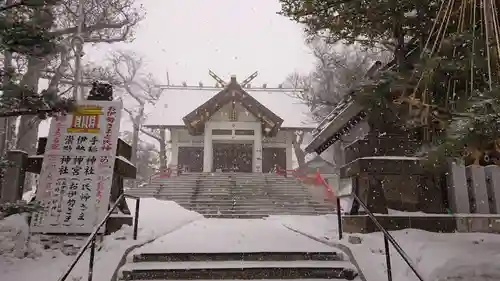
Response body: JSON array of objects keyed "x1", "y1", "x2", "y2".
[{"x1": 151, "y1": 76, "x2": 302, "y2": 174}]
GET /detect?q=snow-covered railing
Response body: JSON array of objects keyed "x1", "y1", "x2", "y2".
[{"x1": 448, "y1": 163, "x2": 500, "y2": 215}]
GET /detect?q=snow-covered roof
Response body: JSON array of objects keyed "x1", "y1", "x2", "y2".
[{"x1": 144, "y1": 89, "x2": 315, "y2": 129}]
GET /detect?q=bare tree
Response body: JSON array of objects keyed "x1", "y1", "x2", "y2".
[
  {"x1": 99, "y1": 50, "x2": 168, "y2": 168},
  {"x1": 15, "y1": 0, "x2": 144, "y2": 155},
  {"x1": 284, "y1": 38, "x2": 390, "y2": 167},
  {"x1": 288, "y1": 39, "x2": 390, "y2": 121},
  {"x1": 121, "y1": 130, "x2": 159, "y2": 185}
]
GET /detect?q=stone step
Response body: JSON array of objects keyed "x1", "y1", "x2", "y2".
[
  {"x1": 143, "y1": 184, "x2": 308, "y2": 190},
  {"x1": 190, "y1": 205, "x2": 322, "y2": 211},
  {"x1": 191, "y1": 210, "x2": 332, "y2": 215},
  {"x1": 187, "y1": 200, "x2": 319, "y2": 205},
  {"x1": 202, "y1": 214, "x2": 269, "y2": 219},
  {"x1": 152, "y1": 194, "x2": 315, "y2": 199},
  {"x1": 119, "y1": 260, "x2": 357, "y2": 280},
  {"x1": 138, "y1": 193, "x2": 329, "y2": 201},
  {"x1": 193, "y1": 208, "x2": 319, "y2": 214},
  {"x1": 195, "y1": 209, "x2": 332, "y2": 215},
  {"x1": 132, "y1": 251, "x2": 344, "y2": 263},
  {"x1": 189, "y1": 202, "x2": 330, "y2": 207},
  {"x1": 121, "y1": 279, "x2": 348, "y2": 281}
]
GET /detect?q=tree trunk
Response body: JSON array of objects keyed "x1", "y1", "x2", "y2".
[
  {"x1": 0, "y1": 54, "x2": 12, "y2": 156},
  {"x1": 0, "y1": 0, "x2": 14, "y2": 157},
  {"x1": 292, "y1": 131, "x2": 306, "y2": 167},
  {"x1": 130, "y1": 107, "x2": 144, "y2": 166},
  {"x1": 15, "y1": 56, "x2": 47, "y2": 192},
  {"x1": 293, "y1": 144, "x2": 306, "y2": 167},
  {"x1": 16, "y1": 57, "x2": 47, "y2": 154}
]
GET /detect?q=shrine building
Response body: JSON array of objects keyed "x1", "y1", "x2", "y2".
[{"x1": 144, "y1": 76, "x2": 314, "y2": 174}]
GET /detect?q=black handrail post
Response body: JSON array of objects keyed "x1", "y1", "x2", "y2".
[
  {"x1": 336, "y1": 196, "x2": 343, "y2": 240},
  {"x1": 384, "y1": 236, "x2": 393, "y2": 281},
  {"x1": 133, "y1": 198, "x2": 140, "y2": 240},
  {"x1": 351, "y1": 193, "x2": 425, "y2": 281},
  {"x1": 58, "y1": 193, "x2": 127, "y2": 281},
  {"x1": 88, "y1": 236, "x2": 96, "y2": 281}
]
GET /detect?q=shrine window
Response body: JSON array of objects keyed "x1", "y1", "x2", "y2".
[
  {"x1": 235, "y1": 129, "x2": 254, "y2": 136},
  {"x1": 212, "y1": 129, "x2": 232, "y2": 135}
]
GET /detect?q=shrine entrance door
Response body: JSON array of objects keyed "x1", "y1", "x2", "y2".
[{"x1": 212, "y1": 142, "x2": 253, "y2": 172}]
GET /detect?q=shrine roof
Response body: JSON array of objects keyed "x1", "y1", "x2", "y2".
[
  {"x1": 144, "y1": 89, "x2": 315, "y2": 129},
  {"x1": 304, "y1": 61, "x2": 383, "y2": 155}
]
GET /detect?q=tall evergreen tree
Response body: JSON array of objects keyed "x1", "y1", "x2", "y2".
[
  {"x1": 279, "y1": 0, "x2": 500, "y2": 165},
  {"x1": 0, "y1": 0, "x2": 74, "y2": 216},
  {"x1": 0, "y1": 0, "x2": 74, "y2": 119}
]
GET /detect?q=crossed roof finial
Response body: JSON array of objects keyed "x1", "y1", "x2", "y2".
[{"x1": 208, "y1": 70, "x2": 259, "y2": 88}]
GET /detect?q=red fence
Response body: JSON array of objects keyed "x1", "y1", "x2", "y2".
[
  {"x1": 149, "y1": 167, "x2": 179, "y2": 181},
  {"x1": 274, "y1": 165, "x2": 338, "y2": 203}
]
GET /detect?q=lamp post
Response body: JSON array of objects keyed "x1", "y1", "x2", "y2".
[{"x1": 71, "y1": 0, "x2": 85, "y2": 101}]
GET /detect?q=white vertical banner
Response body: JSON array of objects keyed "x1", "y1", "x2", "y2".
[{"x1": 30, "y1": 100, "x2": 122, "y2": 234}]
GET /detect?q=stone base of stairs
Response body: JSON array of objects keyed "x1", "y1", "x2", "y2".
[
  {"x1": 119, "y1": 251, "x2": 358, "y2": 280},
  {"x1": 343, "y1": 214, "x2": 500, "y2": 233},
  {"x1": 133, "y1": 251, "x2": 345, "y2": 262}
]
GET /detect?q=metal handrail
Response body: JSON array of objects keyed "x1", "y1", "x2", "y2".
[
  {"x1": 57, "y1": 193, "x2": 141, "y2": 281},
  {"x1": 351, "y1": 193, "x2": 425, "y2": 281},
  {"x1": 283, "y1": 168, "x2": 426, "y2": 281}
]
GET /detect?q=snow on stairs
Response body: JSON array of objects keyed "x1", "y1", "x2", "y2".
[
  {"x1": 118, "y1": 251, "x2": 359, "y2": 280},
  {"x1": 125, "y1": 172, "x2": 336, "y2": 218}
]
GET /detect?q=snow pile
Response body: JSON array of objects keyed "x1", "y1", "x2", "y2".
[
  {"x1": 276, "y1": 215, "x2": 500, "y2": 281},
  {"x1": 0, "y1": 214, "x2": 32, "y2": 259},
  {"x1": 125, "y1": 197, "x2": 203, "y2": 239},
  {"x1": 0, "y1": 198, "x2": 203, "y2": 281}
]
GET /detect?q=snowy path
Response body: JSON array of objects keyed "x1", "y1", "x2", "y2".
[{"x1": 135, "y1": 218, "x2": 335, "y2": 254}]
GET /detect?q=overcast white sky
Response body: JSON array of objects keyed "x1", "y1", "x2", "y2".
[
  {"x1": 122, "y1": 0, "x2": 314, "y2": 85},
  {"x1": 39, "y1": 0, "x2": 316, "y2": 137}
]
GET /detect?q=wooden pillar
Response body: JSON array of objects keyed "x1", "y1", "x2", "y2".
[
  {"x1": 0, "y1": 150, "x2": 28, "y2": 203},
  {"x1": 203, "y1": 123, "x2": 213, "y2": 172},
  {"x1": 253, "y1": 126, "x2": 262, "y2": 173},
  {"x1": 285, "y1": 131, "x2": 293, "y2": 171},
  {"x1": 159, "y1": 128, "x2": 167, "y2": 169},
  {"x1": 170, "y1": 129, "x2": 179, "y2": 175}
]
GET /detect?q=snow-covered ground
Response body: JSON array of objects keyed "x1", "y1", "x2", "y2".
[
  {"x1": 134, "y1": 218, "x2": 333, "y2": 254},
  {"x1": 2, "y1": 200, "x2": 500, "y2": 281},
  {"x1": 275, "y1": 215, "x2": 500, "y2": 281},
  {"x1": 0, "y1": 198, "x2": 203, "y2": 281}
]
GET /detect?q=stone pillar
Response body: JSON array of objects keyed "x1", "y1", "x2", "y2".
[
  {"x1": 203, "y1": 124, "x2": 212, "y2": 172},
  {"x1": 354, "y1": 174, "x2": 388, "y2": 214},
  {"x1": 170, "y1": 129, "x2": 179, "y2": 176},
  {"x1": 484, "y1": 165, "x2": 500, "y2": 214},
  {"x1": 253, "y1": 127, "x2": 262, "y2": 173},
  {"x1": 447, "y1": 161, "x2": 470, "y2": 213},
  {"x1": 0, "y1": 150, "x2": 28, "y2": 203},
  {"x1": 466, "y1": 165, "x2": 490, "y2": 214},
  {"x1": 285, "y1": 131, "x2": 293, "y2": 171}
]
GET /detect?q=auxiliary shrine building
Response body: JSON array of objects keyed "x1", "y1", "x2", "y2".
[{"x1": 144, "y1": 76, "x2": 313, "y2": 174}]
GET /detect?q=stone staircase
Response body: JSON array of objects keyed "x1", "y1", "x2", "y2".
[
  {"x1": 118, "y1": 251, "x2": 359, "y2": 280},
  {"x1": 125, "y1": 173, "x2": 335, "y2": 218}
]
